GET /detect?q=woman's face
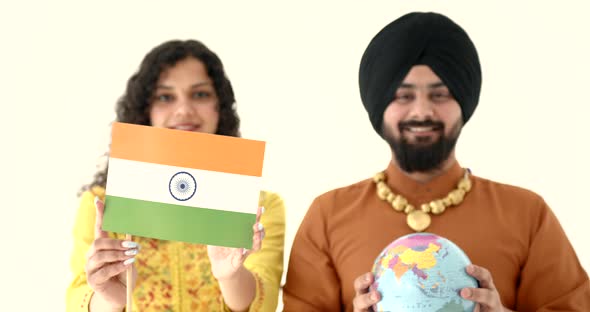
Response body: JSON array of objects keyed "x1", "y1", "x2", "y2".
[{"x1": 149, "y1": 57, "x2": 219, "y2": 134}]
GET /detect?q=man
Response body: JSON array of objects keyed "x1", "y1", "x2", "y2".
[{"x1": 283, "y1": 12, "x2": 590, "y2": 311}]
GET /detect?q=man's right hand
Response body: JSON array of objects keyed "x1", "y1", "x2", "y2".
[
  {"x1": 85, "y1": 197, "x2": 138, "y2": 311},
  {"x1": 352, "y1": 272, "x2": 381, "y2": 312}
]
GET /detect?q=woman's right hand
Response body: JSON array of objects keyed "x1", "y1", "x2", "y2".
[{"x1": 85, "y1": 197, "x2": 138, "y2": 311}]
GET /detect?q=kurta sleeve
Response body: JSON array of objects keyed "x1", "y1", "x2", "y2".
[
  {"x1": 225, "y1": 191, "x2": 285, "y2": 312},
  {"x1": 516, "y1": 197, "x2": 590, "y2": 311},
  {"x1": 283, "y1": 195, "x2": 343, "y2": 312},
  {"x1": 66, "y1": 188, "x2": 103, "y2": 312}
]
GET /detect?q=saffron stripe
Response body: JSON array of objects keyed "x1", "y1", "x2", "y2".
[{"x1": 110, "y1": 122, "x2": 265, "y2": 177}]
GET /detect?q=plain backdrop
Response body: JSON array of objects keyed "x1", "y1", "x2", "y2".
[{"x1": 1, "y1": 1, "x2": 588, "y2": 310}]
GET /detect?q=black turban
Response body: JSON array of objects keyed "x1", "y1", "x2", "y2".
[{"x1": 359, "y1": 12, "x2": 482, "y2": 135}]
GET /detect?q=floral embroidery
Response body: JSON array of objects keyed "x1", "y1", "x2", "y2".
[{"x1": 110, "y1": 234, "x2": 223, "y2": 311}]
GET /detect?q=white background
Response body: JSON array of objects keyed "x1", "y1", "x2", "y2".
[{"x1": 1, "y1": 1, "x2": 588, "y2": 310}]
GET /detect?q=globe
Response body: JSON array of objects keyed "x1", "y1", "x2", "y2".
[{"x1": 371, "y1": 233, "x2": 478, "y2": 312}]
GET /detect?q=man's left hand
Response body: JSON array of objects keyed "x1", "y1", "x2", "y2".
[{"x1": 461, "y1": 264, "x2": 515, "y2": 312}]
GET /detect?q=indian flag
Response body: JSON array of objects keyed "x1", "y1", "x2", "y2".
[{"x1": 102, "y1": 122, "x2": 265, "y2": 248}]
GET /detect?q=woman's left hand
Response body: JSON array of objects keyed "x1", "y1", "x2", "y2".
[{"x1": 207, "y1": 206, "x2": 265, "y2": 281}]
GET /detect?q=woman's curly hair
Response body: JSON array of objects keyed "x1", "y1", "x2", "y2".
[{"x1": 81, "y1": 39, "x2": 240, "y2": 193}]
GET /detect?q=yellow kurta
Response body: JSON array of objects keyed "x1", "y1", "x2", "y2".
[
  {"x1": 67, "y1": 187, "x2": 284, "y2": 312},
  {"x1": 283, "y1": 161, "x2": 590, "y2": 311}
]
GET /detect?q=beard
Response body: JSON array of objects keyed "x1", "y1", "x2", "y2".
[{"x1": 383, "y1": 119, "x2": 462, "y2": 173}]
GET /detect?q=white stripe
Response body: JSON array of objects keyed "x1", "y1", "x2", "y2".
[{"x1": 106, "y1": 158, "x2": 260, "y2": 214}]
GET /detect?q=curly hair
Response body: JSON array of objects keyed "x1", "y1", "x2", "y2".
[{"x1": 82, "y1": 39, "x2": 240, "y2": 193}]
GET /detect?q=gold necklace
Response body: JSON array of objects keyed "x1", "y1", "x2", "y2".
[{"x1": 373, "y1": 169, "x2": 472, "y2": 232}]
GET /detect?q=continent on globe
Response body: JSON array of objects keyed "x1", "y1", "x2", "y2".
[{"x1": 371, "y1": 233, "x2": 478, "y2": 312}]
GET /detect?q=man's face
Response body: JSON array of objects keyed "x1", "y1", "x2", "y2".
[{"x1": 382, "y1": 65, "x2": 463, "y2": 173}]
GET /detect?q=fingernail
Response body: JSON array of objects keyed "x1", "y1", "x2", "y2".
[
  {"x1": 123, "y1": 258, "x2": 135, "y2": 265},
  {"x1": 466, "y1": 265, "x2": 474, "y2": 274},
  {"x1": 122, "y1": 241, "x2": 138, "y2": 248},
  {"x1": 242, "y1": 248, "x2": 248, "y2": 255},
  {"x1": 261, "y1": 230, "x2": 266, "y2": 240},
  {"x1": 257, "y1": 223, "x2": 264, "y2": 231},
  {"x1": 261, "y1": 206, "x2": 265, "y2": 214},
  {"x1": 124, "y1": 249, "x2": 138, "y2": 256},
  {"x1": 370, "y1": 292, "x2": 378, "y2": 301},
  {"x1": 461, "y1": 288, "x2": 471, "y2": 298},
  {"x1": 94, "y1": 196, "x2": 99, "y2": 207},
  {"x1": 365, "y1": 274, "x2": 371, "y2": 282}
]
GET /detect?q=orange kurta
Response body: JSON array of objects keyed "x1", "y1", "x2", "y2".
[{"x1": 283, "y1": 161, "x2": 589, "y2": 311}]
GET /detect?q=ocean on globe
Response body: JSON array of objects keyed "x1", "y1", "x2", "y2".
[{"x1": 370, "y1": 233, "x2": 478, "y2": 312}]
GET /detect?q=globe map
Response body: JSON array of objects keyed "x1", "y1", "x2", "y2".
[{"x1": 371, "y1": 233, "x2": 478, "y2": 312}]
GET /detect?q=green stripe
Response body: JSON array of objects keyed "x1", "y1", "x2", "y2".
[{"x1": 103, "y1": 195, "x2": 255, "y2": 248}]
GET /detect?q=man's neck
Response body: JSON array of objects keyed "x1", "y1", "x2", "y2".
[{"x1": 392, "y1": 152, "x2": 458, "y2": 183}]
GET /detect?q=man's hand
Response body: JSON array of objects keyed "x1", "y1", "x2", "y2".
[
  {"x1": 461, "y1": 264, "x2": 514, "y2": 312},
  {"x1": 352, "y1": 272, "x2": 380, "y2": 312}
]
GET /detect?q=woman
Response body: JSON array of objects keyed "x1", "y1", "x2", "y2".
[{"x1": 66, "y1": 40, "x2": 285, "y2": 312}]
